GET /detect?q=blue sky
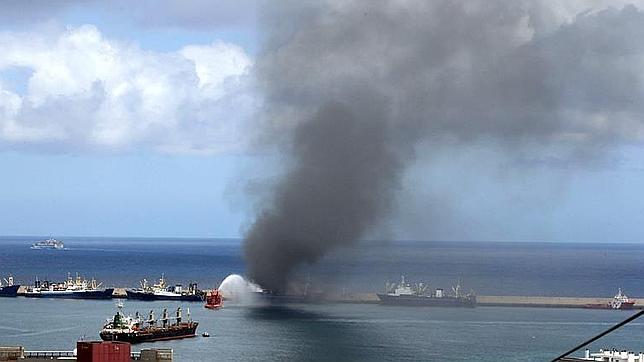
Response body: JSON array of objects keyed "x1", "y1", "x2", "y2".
[
  {"x1": 0, "y1": 2, "x2": 259, "y2": 237},
  {"x1": 3, "y1": 1, "x2": 644, "y2": 242}
]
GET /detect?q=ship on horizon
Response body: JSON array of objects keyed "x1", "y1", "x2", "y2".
[
  {"x1": 377, "y1": 276, "x2": 476, "y2": 307},
  {"x1": 0, "y1": 276, "x2": 20, "y2": 297},
  {"x1": 126, "y1": 275, "x2": 204, "y2": 301},
  {"x1": 100, "y1": 303, "x2": 198, "y2": 343},
  {"x1": 30, "y1": 237, "x2": 64, "y2": 250},
  {"x1": 24, "y1": 273, "x2": 114, "y2": 299}
]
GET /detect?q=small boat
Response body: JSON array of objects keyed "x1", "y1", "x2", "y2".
[
  {"x1": 204, "y1": 289, "x2": 223, "y2": 309},
  {"x1": 202, "y1": 332, "x2": 210, "y2": 337},
  {"x1": 30, "y1": 237, "x2": 64, "y2": 250},
  {"x1": 585, "y1": 288, "x2": 636, "y2": 310},
  {"x1": 100, "y1": 303, "x2": 198, "y2": 343}
]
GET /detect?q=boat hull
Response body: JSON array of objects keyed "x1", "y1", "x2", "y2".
[
  {"x1": 0, "y1": 285, "x2": 20, "y2": 297},
  {"x1": 24, "y1": 288, "x2": 114, "y2": 299},
  {"x1": 126, "y1": 290, "x2": 203, "y2": 302},
  {"x1": 585, "y1": 302, "x2": 636, "y2": 310},
  {"x1": 99, "y1": 323, "x2": 198, "y2": 344},
  {"x1": 377, "y1": 294, "x2": 477, "y2": 307}
]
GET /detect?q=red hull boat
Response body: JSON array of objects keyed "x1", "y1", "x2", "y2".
[
  {"x1": 205, "y1": 290, "x2": 223, "y2": 309},
  {"x1": 585, "y1": 288, "x2": 637, "y2": 310}
]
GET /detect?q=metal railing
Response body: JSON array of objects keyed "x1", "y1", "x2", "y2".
[{"x1": 25, "y1": 350, "x2": 76, "y2": 358}]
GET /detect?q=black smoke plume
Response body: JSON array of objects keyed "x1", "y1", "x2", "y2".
[{"x1": 244, "y1": 1, "x2": 644, "y2": 291}]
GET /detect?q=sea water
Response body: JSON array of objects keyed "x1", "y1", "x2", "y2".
[{"x1": 1, "y1": 236, "x2": 643, "y2": 361}]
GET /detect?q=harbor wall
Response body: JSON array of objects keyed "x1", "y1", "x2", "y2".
[
  {"x1": 15, "y1": 286, "x2": 643, "y2": 309},
  {"x1": 324, "y1": 293, "x2": 644, "y2": 309}
]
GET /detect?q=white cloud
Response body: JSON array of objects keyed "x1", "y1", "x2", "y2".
[{"x1": 0, "y1": 24, "x2": 257, "y2": 154}]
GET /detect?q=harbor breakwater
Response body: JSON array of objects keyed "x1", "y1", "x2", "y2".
[
  {"x1": 13, "y1": 287, "x2": 643, "y2": 309},
  {"x1": 322, "y1": 293, "x2": 644, "y2": 309}
]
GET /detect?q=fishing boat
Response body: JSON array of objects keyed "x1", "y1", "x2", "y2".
[
  {"x1": 126, "y1": 275, "x2": 204, "y2": 301},
  {"x1": 0, "y1": 276, "x2": 20, "y2": 297},
  {"x1": 24, "y1": 273, "x2": 114, "y2": 299},
  {"x1": 377, "y1": 276, "x2": 477, "y2": 307}
]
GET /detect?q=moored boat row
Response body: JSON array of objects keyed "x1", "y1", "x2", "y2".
[{"x1": 1, "y1": 273, "x2": 206, "y2": 301}]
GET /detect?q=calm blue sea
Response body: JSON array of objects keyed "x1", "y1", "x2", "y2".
[
  {"x1": 1, "y1": 237, "x2": 644, "y2": 361},
  {"x1": 1, "y1": 236, "x2": 643, "y2": 297}
]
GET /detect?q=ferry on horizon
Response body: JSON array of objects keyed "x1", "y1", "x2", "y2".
[
  {"x1": 377, "y1": 276, "x2": 477, "y2": 307},
  {"x1": 100, "y1": 303, "x2": 198, "y2": 343},
  {"x1": 24, "y1": 273, "x2": 114, "y2": 299},
  {"x1": 126, "y1": 275, "x2": 204, "y2": 301},
  {"x1": 30, "y1": 237, "x2": 64, "y2": 250},
  {"x1": 0, "y1": 276, "x2": 20, "y2": 297}
]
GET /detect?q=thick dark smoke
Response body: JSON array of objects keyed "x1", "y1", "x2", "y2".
[
  {"x1": 244, "y1": 1, "x2": 644, "y2": 291},
  {"x1": 244, "y1": 98, "x2": 405, "y2": 290}
]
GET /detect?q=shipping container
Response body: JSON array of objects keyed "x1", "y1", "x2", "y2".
[{"x1": 77, "y1": 341, "x2": 131, "y2": 362}]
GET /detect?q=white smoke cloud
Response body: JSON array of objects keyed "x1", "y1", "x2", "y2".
[{"x1": 0, "y1": 24, "x2": 256, "y2": 154}]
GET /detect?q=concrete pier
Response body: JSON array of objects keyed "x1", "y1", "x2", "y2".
[{"x1": 325, "y1": 293, "x2": 644, "y2": 309}]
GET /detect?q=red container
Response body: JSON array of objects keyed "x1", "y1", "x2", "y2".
[{"x1": 77, "y1": 341, "x2": 131, "y2": 362}]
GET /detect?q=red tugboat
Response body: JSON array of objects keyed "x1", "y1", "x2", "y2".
[
  {"x1": 204, "y1": 289, "x2": 223, "y2": 309},
  {"x1": 585, "y1": 288, "x2": 636, "y2": 310}
]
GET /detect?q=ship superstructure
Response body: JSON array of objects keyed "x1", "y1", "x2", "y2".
[
  {"x1": 377, "y1": 276, "x2": 476, "y2": 307},
  {"x1": 100, "y1": 302, "x2": 198, "y2": 343},
  {"x1": 127, "y1": 275, "x2": 204, "y2": 301},
  {"x1": 24, "y1": 273, "x2": 114, "y2": 299}
]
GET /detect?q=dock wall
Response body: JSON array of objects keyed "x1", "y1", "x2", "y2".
[{"x1": 325, "y1": 293, "x2": 644, "y2": 309}]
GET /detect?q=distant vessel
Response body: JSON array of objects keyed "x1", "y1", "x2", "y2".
[
  {"x1": 126, "y1": 275, "x2": 204, "y2": 301},
  {"x1": 585, "y1": 288, "x2": 636, "y2": 310},
  {"x1": 100, "y1": 303, "x2": 198, "y2": 343},
  {"x1": 24, "y1": 273, "x2": 114, "y2": 299},
  {"x1": 577, "y1": 348, "x2": 644, "y2": 361},
  {"x1": 0, "y1": 276, "x2": 20, "y2": 297},
  {"x1": 377, "y1": 276, "x2": 476, "y2": 307},
  {"x1": 30, "y1": 237, "x2": 64, "y2": 250},
  {"x1": 204, "y1": 290, "x2": 223, "y2": 309}
]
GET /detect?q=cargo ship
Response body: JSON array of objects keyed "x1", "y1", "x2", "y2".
[
  {"x1": 377, "y1": 276, "x2": 476, "y2": 307},
  {"x1": 100, "y1": 303, "x2": 198, "y2": 343},
  {"x1": 585, "y1": 288, "x2": 636, "y2": 310},
  {"x1": 30, "y1": 237, "x2": 64, "y2": 250},
  {"x1": 24, "y1": 273, "x2": 114, "y2": 299},
  {"x1": 126, "y1": 275, "x2": 204, "y2": 301},
  {"x1": 0, "y1": 276, "x2": 20, "y2": 297}
]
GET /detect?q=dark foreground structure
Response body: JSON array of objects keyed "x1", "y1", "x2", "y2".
[
  {"x1": 552, "y1": 310, "x2": 644, "y2": 361},
  {"x1": 0, "y1": 341, "x2": 172, "y2": 361}
]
